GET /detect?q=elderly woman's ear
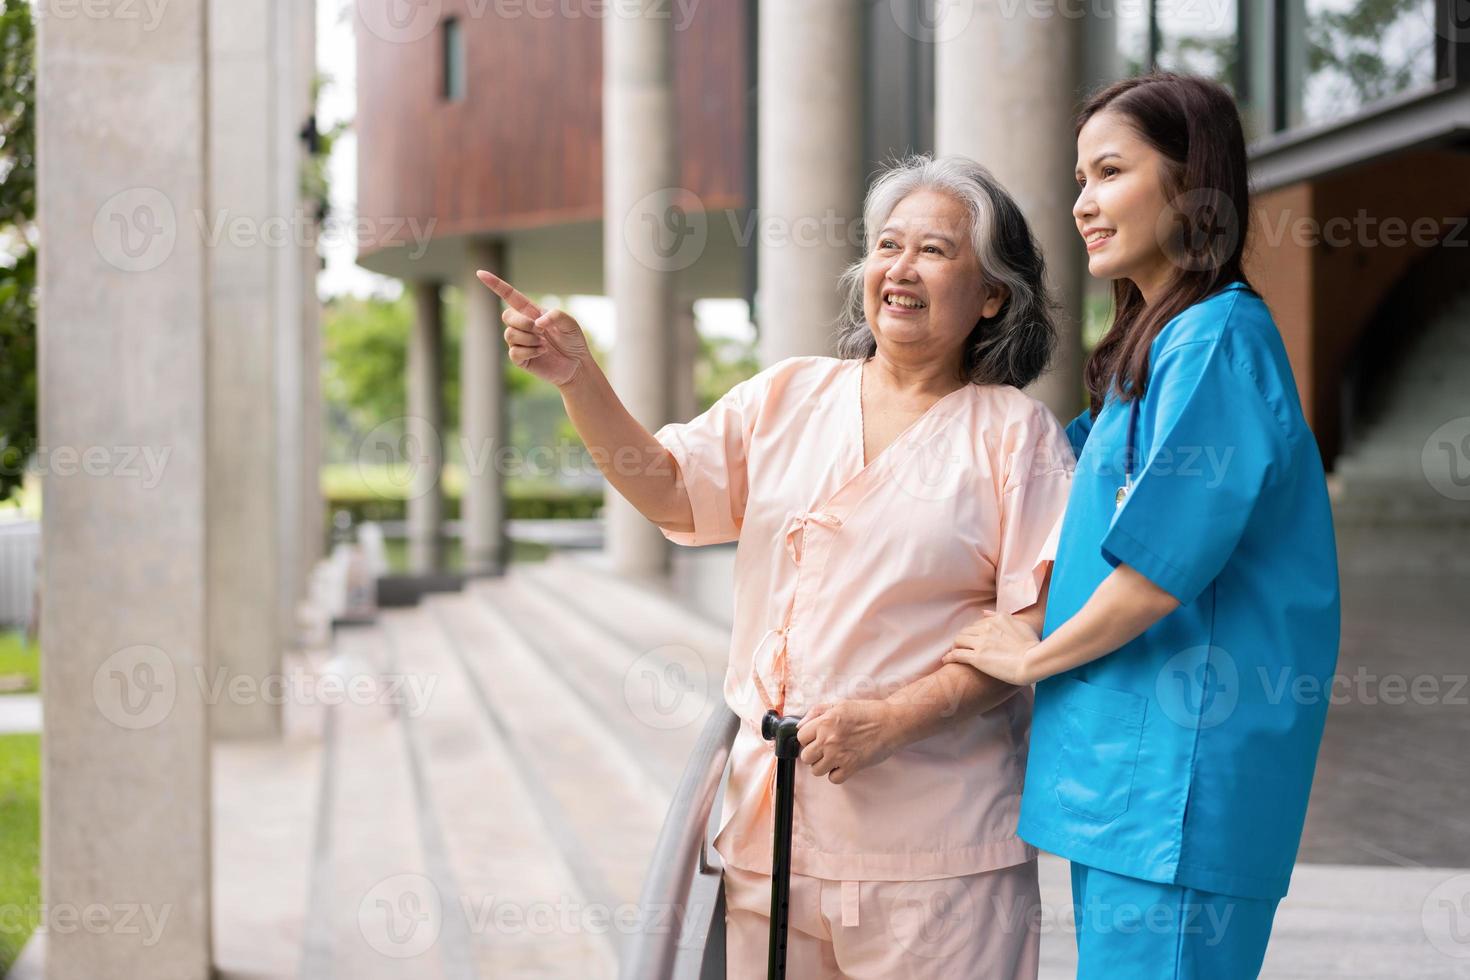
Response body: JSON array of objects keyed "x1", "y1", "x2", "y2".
[{"x1": 982, "y1": 284, "x2": 1009, "y2": 320}]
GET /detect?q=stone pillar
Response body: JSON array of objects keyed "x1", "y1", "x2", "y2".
[
  {"x1": 757, "y1": 0, "x2": 864, "y2": 365},
  {"x1": 462, "y1": 241, "x2": 509, "y2": 576},
  {"x1": 672, "y1": 298, "x2": 700, "y2": 422},
  {"x1": 407, "y1": 280, "x2": 446, "y2": 574},
  {"x1": 603, "y1": 4, "x2": 677, "y2": 576},
  {"x1": 296, "y1": 0, "x2": 325, "y2": 590},
  {"x1": 936, "y1": 7, "x2": 1086, "y2": 420},
  {"x1": 38, "y1": 0, "x2": 212, "y2": 974},
  {"x1": 205, "y1": 0, "x2": 293, "y2": 739}
]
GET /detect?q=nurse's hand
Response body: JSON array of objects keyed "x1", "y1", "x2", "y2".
[
  {"x1": 795, "y1": 700, "x2": 898, "y2": 785},
  {"x1": 942, "y1": 611, "x2": 1042, "y2": 686}
]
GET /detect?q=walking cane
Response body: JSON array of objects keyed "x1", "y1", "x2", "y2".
[{"x1": 761, "y1": 708, "x2": 803, "y2": 980}]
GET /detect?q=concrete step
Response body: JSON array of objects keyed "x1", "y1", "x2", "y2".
[
  {"x1": 438, "y1": 585, "x2": 674, "y2": 923},
  {"x1": 468, "y1": 571, "x2": 716, "y2": 798},
  {"x1": 379, "y1": 603, "x2": 618, "y2": 978}
]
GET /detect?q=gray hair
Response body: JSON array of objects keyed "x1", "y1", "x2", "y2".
[{"x1": 835, "y1": 154, "x2": 1059, "y2": 389}]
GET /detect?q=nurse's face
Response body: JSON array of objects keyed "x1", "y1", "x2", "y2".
[
  {"x1": 863, "y1": 189, "x2": 1004, "y2": 364},
  {"x1": 1073, "y1": 109, "x2": 1178, "y2": 306}
]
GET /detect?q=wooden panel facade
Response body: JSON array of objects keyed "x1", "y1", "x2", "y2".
[{"x1": 355, "y1": 1, "x2": 749, "y2": 257}]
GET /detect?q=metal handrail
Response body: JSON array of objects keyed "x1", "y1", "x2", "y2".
[{"x1": 620, "y1": 704, "x2": 739, "y2": 980}]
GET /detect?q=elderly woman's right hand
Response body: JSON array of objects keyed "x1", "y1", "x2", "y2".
[{"x1": 477, "y1": 270, "x2": 591, "y2": 387}]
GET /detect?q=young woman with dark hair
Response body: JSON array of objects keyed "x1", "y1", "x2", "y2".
[{"x1": 943, "y1": 73, "x2": 1341, "y2": 978}]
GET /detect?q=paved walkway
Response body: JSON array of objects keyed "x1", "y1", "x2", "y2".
[
  {"x1": 200, "y1": 552, "x2": 1470, "y2": 978},
  {"x1": 0, "y1": 693, "x2": 39, "y2": 734}
]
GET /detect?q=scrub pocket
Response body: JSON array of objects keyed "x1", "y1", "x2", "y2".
[{"x1": 1053, "y1": 678, "x2": 1146, "y2": 822}]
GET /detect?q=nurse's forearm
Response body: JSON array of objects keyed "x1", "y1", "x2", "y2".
[
  {"x1": 1021, "y1": 564, "x2": 1179, "y2": 682},
  {"x1": 879, "y1": 663, "x2": 1019, "y2": 750},
  {"x1": 556, "y1": 354, "x2": 694, "y2": 530}
]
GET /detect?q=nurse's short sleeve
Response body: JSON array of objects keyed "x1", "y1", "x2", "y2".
[
  {"x1": 995, "y1": 405, "x2": 1076, "y2": 615},
  {"x1": 1102, "y1": 340, "x2": 1285, "y2": 605},
  {"x1": 652, "y1": 369, "x2": 772, "y2": 547}
]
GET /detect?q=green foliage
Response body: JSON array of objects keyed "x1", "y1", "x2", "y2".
[
  {"x1": 0, "y1": 733, "x2": 39, "y2": 972},
  {"x1": 0, "y1": 631, "x2": 36, "y2": 694},
  {"x1": 0, "y1": 0, "x2": 36, "y2": 505}
]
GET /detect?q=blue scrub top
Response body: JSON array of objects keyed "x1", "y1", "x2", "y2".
[{"x1": 1018, "y1": 282, "x2": 1341, "y2": 901}]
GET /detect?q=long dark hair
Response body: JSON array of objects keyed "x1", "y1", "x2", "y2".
[{"x1": 1080, "y1": 72, "x2": 1254, "y2": 414}]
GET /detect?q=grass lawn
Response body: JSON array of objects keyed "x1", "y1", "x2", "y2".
[
  {"x1": 0, "y1": 632, "x2": 38, "y2": 695},
  {"x1": 0, "y1": 734, "x2": 40, "y2": 973}
]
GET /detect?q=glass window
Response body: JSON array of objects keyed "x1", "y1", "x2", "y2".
[
  {"x1": 443, "y1": 17, "x2": 465, "y2": 102},
  {"x1": 1288, "y1": 0, "x2": 1438, "y2": 129}
]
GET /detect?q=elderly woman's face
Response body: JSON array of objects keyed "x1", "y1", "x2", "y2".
[{"x1": 862, "y1": 189, "x2": 1004, "y2": 361}]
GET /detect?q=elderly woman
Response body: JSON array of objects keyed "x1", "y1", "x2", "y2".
[{"x1": 478, "y1": 154, "x2": 1074, "y2": 978}]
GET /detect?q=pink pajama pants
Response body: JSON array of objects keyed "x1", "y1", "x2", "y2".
[{"x1": 721, "y1": 859, "x2": 1041, "y2": 979}]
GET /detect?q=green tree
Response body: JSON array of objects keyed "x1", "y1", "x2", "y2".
[{"x1": 0, "y1": 0, "x2": 35, "y2": 504}]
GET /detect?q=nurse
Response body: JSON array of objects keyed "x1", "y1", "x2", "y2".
[
  {"x1": 941, "y1": 73, "x2": 1340, "y2": 978},
  {"x1": 479, "y1": 155, "x2": 1077, "y2": 978}
]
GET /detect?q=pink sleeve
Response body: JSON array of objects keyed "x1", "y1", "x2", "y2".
[
  {"x1": 994, "y1": 403, "x2": 1076, "y2": 615},
  {"x1": 652, "y1": 369, "x2": 772, "y2": 547}
]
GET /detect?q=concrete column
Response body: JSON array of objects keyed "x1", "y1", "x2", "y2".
[
  {"x1": 603, "y1": 5, "x2": 677, "y2": 576},
  {"x1": 408, "y1": 280, "x2": 446, "y2": 574},
  {"x1": 672, "y1": 298, "x2": 700, "y2": 422},
  {"x1": 205, "y1": 0, "x2": 288, "y2": 739},
  {"x1": 38, "y1": 0, "x2": 212, "y2": 975},
  {"x1": 462, "y1": 241, "x2": 509, "y2": 576},
  {"x1": 757, "y1": 0, "x2": 864, "y2": 364},
  {"x1": 296, "y1": 0, "x2": 325, "y2": 591},
  {"x1": 936, "y1": 7, "x2": 1086, "y2": 419}
]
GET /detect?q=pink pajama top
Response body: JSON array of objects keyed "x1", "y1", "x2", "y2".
[{"x1": 653, "y1": 355, "x2": 1075, "y2": 881}]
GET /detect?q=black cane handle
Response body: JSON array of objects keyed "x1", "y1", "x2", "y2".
[{"x1": 762, "y1": 709, "x2": 803, "y2": 979}]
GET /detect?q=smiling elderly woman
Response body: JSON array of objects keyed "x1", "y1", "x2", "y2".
[{"x1": 478, "y1": 154, "x2": 1075, "y2": 979}]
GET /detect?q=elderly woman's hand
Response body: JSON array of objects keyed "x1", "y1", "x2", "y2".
[
  {"x1": 796, "y1": 700, "x2": 898, "y2": 784},
  {"x1": 941, "y1": 610, "x2": 1043, "y2": 686},
  {"x1": 477, "y1": 270, "x2": 591, "y2": 387}
]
